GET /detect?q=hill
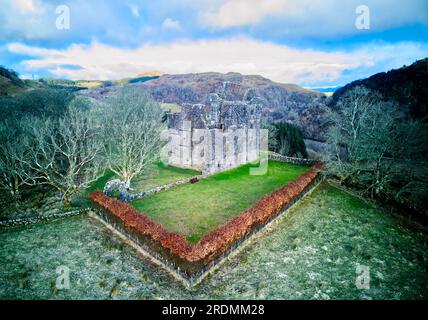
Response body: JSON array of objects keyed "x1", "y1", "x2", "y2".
[
  {"x1": 138, "y1": 72, "x2": 319, "y2": 102},
  {"x1": 83, "y1": 72, "x2": 328, "y2": 140},
  {"x1": 0, "y1": 66, "x2": 26, "y2": 96},
  {"x1": 0, "y1": 68, "x2": 83, "y2": 96},
  {"x1": 331, "y1": 57, "x2": 428, "y2": 121}
]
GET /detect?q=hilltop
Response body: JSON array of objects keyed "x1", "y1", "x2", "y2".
[
  {"x1": 331, "y1": 57, "x2": 428, "y2": 121},
  {"x1": 0, "y1": 66, "x2": 27, "y2": 96},
  {"x1": 83, "y1": 72, "x2": 328, "y2": 140},
  {"x1": 0, "y1": 68, "x2": 329, "y2": 140}
]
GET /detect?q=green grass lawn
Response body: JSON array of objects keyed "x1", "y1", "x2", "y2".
[
  {"x1": 131, "y1": 162, "x2": 200, "y2": 192},
  {"x1": 131, "y1": 161, "x2": 310, "y2": 243},
  {"x1": 1, "y1": 182, "x2": 426, "y2": 299},
  {"x1": 74, "y1": 162, "x2": 199, "y2": 208}
]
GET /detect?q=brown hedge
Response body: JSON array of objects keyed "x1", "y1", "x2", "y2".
[{"x1": 90, "y1": 163, "x2": 323, "y2": 275}]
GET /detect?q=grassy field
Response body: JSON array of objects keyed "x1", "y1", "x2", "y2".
[
  {"x1": 1, "y1": 182, "x2": 426, "y2": 300},
  {"x1": 74, "y1": 162, "x2": 199, "y2": 208},
  {"x1": 131, "y1": 161, "x2": 310, "y2": 243},
  {"x1": 131, "y1": 162, "x2": 200, "y2": 192}
]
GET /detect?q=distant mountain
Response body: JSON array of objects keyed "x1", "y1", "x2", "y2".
[
  {"x1": 311, "y1": 86, "x2": 342, "y2": 94},
  {"x1": 66, "y1": 71, "x2": 164, "y2": 88},
  {"x1": 81, "y1": 61, "x2": 428, "y2": 141},
  {"x1": 83, "y1": 72, "x2": 328, "y2": 140},
  {"x1": 139, "y1": 72, "x2": 319, "y2": 101},
  {"x1": 0, "y1": 67, "x2": 60, "y2": 96},
  {"x1": 116, "y1": 71, "x2": 163, "y2": 85},
  {"x1": 136, "y1": 71, "x2": 163, "y2": 78},
  {"x1": 128, "y1": 75, "x2": 160, "y2": 84},
  {"x1": 331, "y1": 57, "x2": 428, "y2": 121}
]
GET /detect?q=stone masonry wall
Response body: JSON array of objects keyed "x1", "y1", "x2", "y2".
[{"x1": 166, "y1": 91, "x2": 262, "y2": 174}]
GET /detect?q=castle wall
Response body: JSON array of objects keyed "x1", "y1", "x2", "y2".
[
  {"x1": 167, "y1": 126, "x2": 260, "y2": 174},
  {"x1": 166, "y1": 91, "x2": 262, "y2": 173}
]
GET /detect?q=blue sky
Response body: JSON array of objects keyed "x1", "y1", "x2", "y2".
[{"x1": 0, "y1": 0, "x2": 427, "y2": 87}]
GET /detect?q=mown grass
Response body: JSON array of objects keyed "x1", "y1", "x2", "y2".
[
  {"x1": 131, "y1": 162, "x2": 200, "y2": 192},
  {"x1": 73, "y1": 162, "x2": 199, "y2": 208},
  {"x1": 131, "y1": 161, "x2": 310, "y2": 243},
  {"x1": 1, "y1": 182, "x2": 426, "y2": 299}
]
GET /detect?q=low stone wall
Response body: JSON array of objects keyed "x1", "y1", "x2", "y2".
[
  {"x1": 268, "y1": 153, "x2": 317, "y2": 166},
  {"x1": 0, "y1": 209, "x2": 88, "y2": 228},
  {"x1": 125, "y1": 174, "x2": 211, "y2": 202}
]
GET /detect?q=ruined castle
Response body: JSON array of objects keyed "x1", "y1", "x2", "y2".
[{"x1": 165, "y1": 88, "x2": 263, "y2": 174}]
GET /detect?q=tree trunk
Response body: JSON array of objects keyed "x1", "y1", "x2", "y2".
[
  {"x1": 124, "y1": 178, "x2": 131, "y2": 189},
  {"x1": 9, "y1": 177, "x2": 21, "y2": 209},
  {"x1": 63, "y1": 192, "x2": 73, "y2": 210},
  {"x1": 13, "y1": 177, "x2": 20, "y2": 199}
]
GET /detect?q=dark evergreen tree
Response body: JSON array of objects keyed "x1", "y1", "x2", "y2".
[{"x1": 270, "y1": 122, "x2": 308, "y2": 158}]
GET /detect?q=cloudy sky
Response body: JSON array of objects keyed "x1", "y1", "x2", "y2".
[{"x1": 1, "y1": 0, "x2": 427, "y2": 87}]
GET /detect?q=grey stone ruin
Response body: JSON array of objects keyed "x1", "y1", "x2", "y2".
[{"x1": 165, "y1": 84, "x2": 263, "y2": 174}]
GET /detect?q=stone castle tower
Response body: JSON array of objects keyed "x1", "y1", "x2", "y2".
[{"x1": 165, "y1": 87, "x2": 262, "y2": 174}]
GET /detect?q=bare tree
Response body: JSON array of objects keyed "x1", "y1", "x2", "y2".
[
  {"x1": 19, "y1": 97, "x2": 104, "y2": 209},
  {"x1": 323, "y1": 86, "x2": 428, "y2": 208},
  {"x1": 323, "y1": 87, "x2": 390, "y2": 184},
  {"x1": 102, "y1": 86, "x2": 165, "y2": 190},
  {"x1": 0, "y1": 121, "x2": 28, "y2": 204}
]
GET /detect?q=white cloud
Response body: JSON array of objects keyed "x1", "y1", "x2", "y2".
[
  {"x1": 201, "y1": 0, "x2": 428, "y2": 37},
  {"x1": 0, "y1": 0, "x2": 53, "y2": 40},
  {"x1": 15, "y1": 0, "x2": 41, "y2": 13},
  {"x1": 7, "y1": 38, "x2": 428, "y2": 86},
  {"x1": 129, "y1": 4, "x2": 140, "y2": 18},
  {"x1": 162, "y1": 18, "x2": 182, "y2": 30},
  {"x1": 0, "y1": 0, "x2": 143, "y2": 42},
  {"x1": 1, "y1": 0, "x2": 427, "y2": 42},
  {"x1": 203, "y1": 0, "x2": 287, "y2": 28}
]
